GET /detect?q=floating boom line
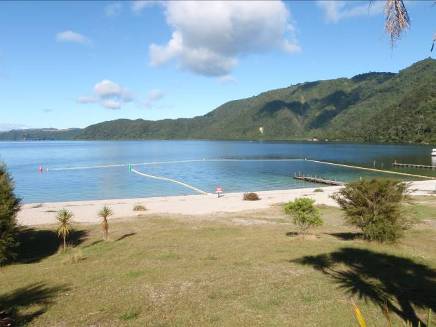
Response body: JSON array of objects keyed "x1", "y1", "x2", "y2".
[
  {"x1": 307, "y1": 159, "x2": 436, "y2": 180},
  {"x1": 48, "y1": 158, "x2": 304, "y2": 171},
  {"x1": 130, "y1": 168, "x2": 208, "y2": 195},
  {"x1": 46, "y1": 158, "x2": 436, "y2": 181}
]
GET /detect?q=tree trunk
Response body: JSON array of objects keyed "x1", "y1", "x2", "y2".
[
  {"x1": 103, "y1": 218, "x2": 108, "y2": 240},
  {"x1": 63, "y1": 235, "x2": 66, "y2": 251}
]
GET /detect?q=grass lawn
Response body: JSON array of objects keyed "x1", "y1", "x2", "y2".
[{"x1": 1, "y1": 197, "x2": 436, "y2": 326}]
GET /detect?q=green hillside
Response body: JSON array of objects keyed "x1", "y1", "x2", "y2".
[
  {"x1": 0, "y1": 128, "x2": 81, "y2": 141},
  {"x1": 2, "y1": 58, "x2": 435, "y2": 143}
]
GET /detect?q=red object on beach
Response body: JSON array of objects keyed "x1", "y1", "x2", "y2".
[{"x1": 216, "y1": 186, "x2": 223, "y2": 197}]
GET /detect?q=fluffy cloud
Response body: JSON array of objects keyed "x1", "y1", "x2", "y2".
[
  {"x1": 78, "y1": 81, "x2": 163, "y2": 110},
  {"x1": 218, "y1": 75, "x2": 237, "y2": 84},
  {"x1": 56, "y1": 30, "x2": 91, "y2": 45},
  {"x1": 105, "y1": 2, "x2": 122, "y2": 17},
  {"x1": 317, "y1": 1, "x2": 384, "y2": 23},
  {"x1": 101, "y1": 99, "x2": 123, "y2": 110},
  {"x1": 78, "y1": 80, "x2": 133, "y2": 109},
  {"x1": 149, "y1": 1, "x2": 300, "y2": 77},
  {"x1": 144, "y1": 89, "x2": 164, "y2": 108},
  {"x1": 131, "y1": 0, "x2": 160, "y2": 14}
]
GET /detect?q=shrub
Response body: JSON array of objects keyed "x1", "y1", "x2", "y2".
[
  {"x1": 0, "y1": 163, "x2": 21, "y2": 265},
  {"x1": 313, "y1": 188, "x2": 324, "y2": 192},
  {"x1": 56, "y1": 209, "x2": 74, "y2": 251},
  {"x1": 332, "y1": 179, "x2": 411, "y2": 242},
  {"x1": 243, "y1": 192, "x2": 260, "y2": 201},
  {"x1": 284, "y1": 197, "x2": 323, "y2": 234},
  {"x1": 62, "y1": 248, "x2": 86, "y2": 264},
  {"x1": 98, "y1": 206, "x2": 113, "y2": 240},
  {"x1": 133, "y1": 205, "x2": 146, "y2": 212}
]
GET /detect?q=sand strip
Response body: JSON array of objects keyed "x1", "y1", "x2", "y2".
[{"x1": 17, "y1": 180, "x2": 436, "y2": 226}]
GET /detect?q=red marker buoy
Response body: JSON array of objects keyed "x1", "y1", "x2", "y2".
[{"x1": 216, "y1": 186, "x2": 223, "y2": 198}]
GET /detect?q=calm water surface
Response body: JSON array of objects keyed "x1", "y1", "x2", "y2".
[{"x1": 0, "y1": 141, "x2": 434, "y2": 203}]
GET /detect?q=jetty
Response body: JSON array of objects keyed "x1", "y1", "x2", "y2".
[
  {"x1": 293, "y1": 173, "x2": 344, "y2": 186},
  {"x1": 306, "y1": 159, "x2": 436, "y2": 180},
  {"x1": 392, "y1": 161, "x2": 436, "y2": 169}
]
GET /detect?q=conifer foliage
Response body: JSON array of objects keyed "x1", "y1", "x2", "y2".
[{"x1": 0, "y1": 163, "x2": 21, "y2": 265}]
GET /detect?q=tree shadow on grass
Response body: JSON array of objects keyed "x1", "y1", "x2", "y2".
[
  {"x1": 292, "y1": 247, "x2": 436, "y2": 326},
  {"x1": 116, "y1": 233, "x2": 136, "y2": 242},
  {"x1": 327, "y1": 232, "x2": 363, "y2": 241},
  {"x1": 16, "y1": 228, "x2": 88, "y2": 263},
  {"x1": 0, "y1": 282, "x2": 69, "y2": 326}
]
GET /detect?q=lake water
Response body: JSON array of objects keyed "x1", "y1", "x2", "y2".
[{"x1": 0, "y1": 141, "x2": 435, "y2": 203}]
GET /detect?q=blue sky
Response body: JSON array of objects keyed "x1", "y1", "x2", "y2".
[{"x1": 0, "y1": 1, "x2": 434, "y2": 130}]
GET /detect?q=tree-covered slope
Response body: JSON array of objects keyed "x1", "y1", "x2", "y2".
[
  {"x1": 2, "y1": 58, "x2": 435, "y2": 143},
  {"x1": 0, "y1": 128, "x2": 81, "y2": 141}
]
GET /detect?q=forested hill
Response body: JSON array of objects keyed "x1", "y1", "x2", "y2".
[{"x1": 2, "y1": 58, "x2": 435, "y2": 143}]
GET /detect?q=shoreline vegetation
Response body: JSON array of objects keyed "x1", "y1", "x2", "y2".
[{"x1": 1, "y1": 58, "x2": 435, "y2": 144}]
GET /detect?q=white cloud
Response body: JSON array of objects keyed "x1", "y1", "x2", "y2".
[
  {"x1": 101, "y1": 99, "x2": 122, "y2": 110},
  {"x1": 144, "y1": 89, "x2": 164, "y2": 108},
  {"x1": 131, "y1": 0, "x2": 160, "y2": 14},
  {"x1": 105, "y1": 2, "x2": 122, "y2": 17},
  {"x1": 94, "y1": 80, "x2": 122, "y2": 97},
  {"x1": 56, "y1": 30, "x2": 91, "y2": 45},
  {"x1": 218, "y1": 75, "x2": 237, "y2": 84},
  {"x1": 148, "y1": 1, "x2": 300, "y2": 77},
  {"x1": 317, "y1": 1, "x2": 384, "y2": 23},
  {"x1": 78, "y1": 80, "x2": 133, "y2": 109}
]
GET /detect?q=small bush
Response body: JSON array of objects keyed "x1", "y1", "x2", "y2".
[
  {"x1": 243, "y1": 192, "x2": 260, "y2": 201},
  {"x1": 62, "y1": 248, "x2": 86, "y2": 264},
  {"x1": 313, "y1": 188, "x2": 324, "y2": 192},
  {"x1": 119, "y1": 308, "x2": 140, "y2": 321},
  {"x1": 332, "y1": 179, "x2": 411, "y2": 242},
  {"x1": 133, "y1": 205, "x2": 146, "y2": 212},
  {"x1": 284, "y1": 198, "x2": 323, "y2": 234}
]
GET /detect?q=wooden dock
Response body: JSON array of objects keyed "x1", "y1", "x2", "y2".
[
  {"x1": 293, "y1": 173, "x2": 344, "y2": 186},
  {"x1": 392, "y1": 162, "x2": 436, "y2": 169}
]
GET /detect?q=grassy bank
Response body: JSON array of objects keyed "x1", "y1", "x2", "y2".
[{"x1": 1, "y1": 197, "x2": 436, "y2": 326}]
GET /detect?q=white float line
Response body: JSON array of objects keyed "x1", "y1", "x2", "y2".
[
  {"x1": 306, "y1": 159, "x2": 436, "y2": 180},
  {"x1": 130, "y1": 168, "x2": 209, "y2": 195},
  {"x1": 48, "y1": 158, "x2": 305, "y2": 171}
]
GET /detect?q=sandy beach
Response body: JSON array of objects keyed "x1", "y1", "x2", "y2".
[{"x1": 17, "y1": 180, "x2": 436, "y2": 226}]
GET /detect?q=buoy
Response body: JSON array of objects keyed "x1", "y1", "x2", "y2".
[
  {"x1": 216, "y1": 186, "x2": 223, "y2": 198},
  {"x1": 38, "y1": 165, "x2": 43, "y2": 173}
]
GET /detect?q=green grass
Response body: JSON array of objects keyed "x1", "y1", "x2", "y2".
[{"x1": 1, "y1": 200, "x2": 436, "y2": 326}]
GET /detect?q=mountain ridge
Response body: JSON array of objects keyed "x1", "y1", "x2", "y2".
[{"x1": 1, "y1": 58, "x2": 435, "y2": 143}]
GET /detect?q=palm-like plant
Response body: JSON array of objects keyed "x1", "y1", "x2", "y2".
[
  {"x1": 98, "y1": 206, "x2": 113, "y2": 240},
  {"x1": 383, "y1": 0, "x2": 410, "y2": 45},
  {"x1": 56, "y1": 209, "x2": 73, "y2": 251}
]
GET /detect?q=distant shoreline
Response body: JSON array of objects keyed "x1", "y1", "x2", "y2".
[
  {"x1": 1, "y1": 139, "x2": 435, "y2": 147},
  {"x1": 18, "y1": 180, "x2": 436, "y2": 226}
]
